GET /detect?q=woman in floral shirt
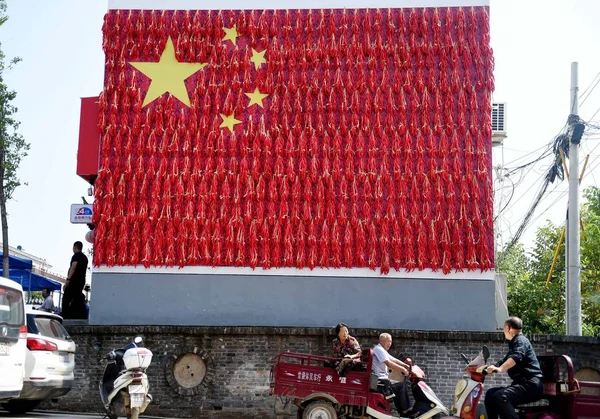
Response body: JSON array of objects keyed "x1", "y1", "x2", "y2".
[{"x1": 332, "y1": 323, "x2": 362, "y2": 375}]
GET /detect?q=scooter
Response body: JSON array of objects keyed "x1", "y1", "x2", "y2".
[
  {"x1": 99, "y1": 336, "x2": 153, "y2": 419},
  {"x1": 446, "y1": 346, "x2": 490, "y2": 419},
  {"x1": 392, "y1": 346, "x2": 490, "y2": 419}
]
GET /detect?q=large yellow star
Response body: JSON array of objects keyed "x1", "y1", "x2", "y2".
[
  {"x1": 129, "y1": 37, "x2": 207, "y2": 107},
  {"x1": 222, "y1": 25, "x2": 239, "y2": 45},
  {"x1": 220, "y1": 113, "x2": 242, "y2": 132},
  {"x1": 250, "y1": 48, "x2": 267, "y2": 69},
  {"x1": 245, "y1": 88, "x2": 269, "y2": 108}
]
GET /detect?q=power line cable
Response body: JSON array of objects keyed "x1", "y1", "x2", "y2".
[
  {"x1": 579, "y1": 70, "x2": 600, "y2": 106},
  {"x1": 501, "y1": 125, "x2": 568, "y2": 170},
  {"x1": 588, "y1": 106, "x2": 600, "y2": 123},
  {"x1": 516, "y1": 145, "x2": 600, "y2": 234},
  {"x1": 501, "y1": 131, "x2": 570, "y2": 251}
]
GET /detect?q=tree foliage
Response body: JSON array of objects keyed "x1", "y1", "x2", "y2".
[{"x1": 498, "y1": 186, "x2": 600, "y2": 336}]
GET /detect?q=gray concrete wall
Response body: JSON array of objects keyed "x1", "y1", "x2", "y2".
[{"x1": 89, "y1": 273, "x2": 496, "y2": 331}]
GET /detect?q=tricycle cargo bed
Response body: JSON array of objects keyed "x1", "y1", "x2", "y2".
[
  {"x1": 269, "y1": 351, "x2": 373, "y2": 407},
  {"x1": 576, "y1": 380, "x2": 600, "y2": 418},
  {"x1": 517, "y1": 355, "x2": 600, "y2": 419}
]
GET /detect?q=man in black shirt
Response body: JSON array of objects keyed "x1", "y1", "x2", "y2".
[
  {"x1": 61, "y1": 241, "x2": 89, "y2": 319},
  {"x1": 485, "y1": 317, "x2": 543, "y2": 419}
]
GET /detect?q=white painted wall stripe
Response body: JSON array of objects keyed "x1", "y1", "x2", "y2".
[{"x1": 94, "y1": 265, "x2": 495, "y2": 280}]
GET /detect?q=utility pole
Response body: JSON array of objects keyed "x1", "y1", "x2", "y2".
[{"x1": 566, "y1": 62, "x2": 582, "y2": 336}]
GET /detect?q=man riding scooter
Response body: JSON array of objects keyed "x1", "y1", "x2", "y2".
[
  {"x1": 485, "y1": 316, "x2": 543, "y2": 419},
  {"x1": 372, "y1": 333, "x2": 412, "y2": 416}
]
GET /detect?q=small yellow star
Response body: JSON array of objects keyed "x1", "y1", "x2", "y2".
[
  {"x1": 250, "y1": 48, "x2": 267, "y2": 69},
  {"x1": 219, "y1": 113, "x2": 242, "y2": 132},
  {"x1": 245, "y1": 88, "x2": 269, "y2": 108},
  {"x1": 222, "y1": 25, "x2": 239, "y2": 45}
]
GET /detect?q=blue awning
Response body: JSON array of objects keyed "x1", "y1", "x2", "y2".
[
  {"x1": 9, "y1": 269, "x2": 62, "y2": 292},
  {"x1": 0, "y1": 251, "x2": 33, "y2": 271}
]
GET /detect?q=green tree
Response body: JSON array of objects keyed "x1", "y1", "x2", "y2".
[
  {"x1": 580, "y1": 186, "x2": 600, "y2": 336},
  {"x1": 498, "y1": 186, "x2": 600, "y2": 337},
  {"x1": 498, "y1": 225, "x2": 566, "y2": 335},
  {"x1": 526, "y1": 221, "x2": 566, "y2": 334},
  {"x1": 0, "y1": 0, "x2": 30, "y2": 278}
]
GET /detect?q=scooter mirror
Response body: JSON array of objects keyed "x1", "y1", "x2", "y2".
[
  {"x1": 482, "y1": 345, "x2": 490, "y2": 361},
  {"x1": 134, "y1": 336, "x2": 143, "y2": 345},
  {"x1": 460, "y1": 353, "x2": 470, "y2": 364}
]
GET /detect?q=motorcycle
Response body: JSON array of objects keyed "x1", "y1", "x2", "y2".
[
  {"x1": 270, "y1": 346, "x2": 492, "y2": 419},
  {"x1": 446, "y1": 345, "x2": 490, "y2": 418},
  {"x1": 402, "y1": 346, "x2": 490, "y2": 419},
  {"x1": 99, "y1": 336, "x2": 153, "y2": 419}
]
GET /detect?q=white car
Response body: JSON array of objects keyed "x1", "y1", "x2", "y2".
[
  {"x1": 1, "y1": 306, "x2": 76, "y2": 414},
  {"x1": 0, "y1": 277, "x2": 27, "y2": 401}
]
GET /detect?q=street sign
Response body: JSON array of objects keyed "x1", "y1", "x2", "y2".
[{"x1": 70, "y1": 204, "x2": 93, "y2": 224}]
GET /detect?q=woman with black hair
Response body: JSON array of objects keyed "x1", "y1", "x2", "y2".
[{"x1": 332, "y1": 323, "x2": 362, "y2": 376}]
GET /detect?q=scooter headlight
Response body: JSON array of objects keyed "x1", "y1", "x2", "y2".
[{"x1": 454, "y1": 378, "x2": 468, "y2": 404}]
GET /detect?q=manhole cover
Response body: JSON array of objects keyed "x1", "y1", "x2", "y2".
[{"x1": 173, "y1": 353, "x2": 207, "y2": 388}]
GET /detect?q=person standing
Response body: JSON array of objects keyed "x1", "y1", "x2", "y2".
[
  {"x1": 61, "y1": 241, "x2": 89, "y2": 319},
  {"x1": 485, "y1": 317, "x2": 543, "y2": 419}
]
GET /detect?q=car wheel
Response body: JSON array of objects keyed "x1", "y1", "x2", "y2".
[
  {"x1": 303, "y1": 401, "x2": 337, "y2": 419},
  {"x1": 1, "y1": 399, "x2": 42, "y2": 414}
]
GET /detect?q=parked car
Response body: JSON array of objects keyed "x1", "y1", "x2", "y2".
[
  {"x1": 1, "y1": 306, "x2": 76, "y2": 414},
  {"x1": 0, "y1": 277, "x2": 27, "y2": 401}
]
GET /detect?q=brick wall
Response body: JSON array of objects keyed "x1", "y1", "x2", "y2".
[{"x1": 43, "y1": 326, "x2": 600, "y2": 418}]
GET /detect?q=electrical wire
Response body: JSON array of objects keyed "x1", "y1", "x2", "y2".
[
  {"x1": 579, "y1": 70, "x2": 600, "y2": 107},
  {"x1": 588, "y1": 107, "x2": 600, "y2": 123},
  {"x1": 502, "y1": 142, "x2": 554, "y2": 168},
  {"x1": 494, "y1": 175, "x2": 515, "y2": 222},
  {"x1": 500, "y1": 128, "x2": 572, "y2": 251},
  {"x1": 508, "y1": 142, "x2": 600, "y2": 239}
]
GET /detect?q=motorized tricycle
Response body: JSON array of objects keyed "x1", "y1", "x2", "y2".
[
  {"x1": 509, "y1": 354, "x2": 600, "y2": 419},
  {"x1": 270, "y1": 346, "x2": 492, "y2": 419},
  {"x1": 270, "y1": 347, "x2": 600, "y2": 419}
]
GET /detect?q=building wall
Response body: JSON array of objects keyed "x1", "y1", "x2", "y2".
[
  {"x1": 44, "y1": 325, "x2": 600, "y2": 418},
  {"x1": 89, "y1": 272, "x2": 496, "y2": 331}
]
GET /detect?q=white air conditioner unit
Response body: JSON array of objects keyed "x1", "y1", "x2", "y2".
[{"x1": 492, "y1": 102, "x2": 507, "y2": 146}]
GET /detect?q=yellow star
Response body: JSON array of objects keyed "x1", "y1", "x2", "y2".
[
  {"x1": 222, "y1": 25, "x2": 239, "y2": 45},
  {"x1": 130, "y1": 37, "x2": 207, "y2": 107},
  {"x1": 250, "y1": 48, "x2": 267, "y2": 69},
  {"x1": 219, "y1": 113, "x2": 242, "y2": 132},
  {"x1": 245, "y1": 88, "x2": 269, "y2": 108}
]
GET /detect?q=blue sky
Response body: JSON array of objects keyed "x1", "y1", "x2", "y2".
[
  {"x1": 1, "y1": 0, "x2": 600, "y2": 276},
  {"x1": 2, "y1": 1, "x2": 105, "y2": 276}
]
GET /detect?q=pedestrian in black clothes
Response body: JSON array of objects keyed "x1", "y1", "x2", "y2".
[
  {"x1": 61, "y1": 241, "x2": 89, "y2": 319},
  {"x1": 485, "y1": 316, "x2": 543, "y2": 419}
]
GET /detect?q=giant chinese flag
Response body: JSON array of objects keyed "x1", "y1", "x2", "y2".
[{"x1": 94, "y1": 5, "x2": 495, "y2": 274}]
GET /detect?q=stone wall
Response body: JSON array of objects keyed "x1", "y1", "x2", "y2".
[{"x1": 43, "y1": 325, "x2": 600, "y2": 418}]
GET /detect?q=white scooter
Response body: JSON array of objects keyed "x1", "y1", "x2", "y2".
[
  {"x1": 370, "y1": 346, "x2": 490, "y2": 419},
  {"x1": 445, "y1": 345, "x2": 490, "y2": 418},
  {"x1": 406, "y1": 346, "x2": 490, "y2": 419},
  {"x1": 99, "y1": 336, "x2": 153, "y2": 419}
]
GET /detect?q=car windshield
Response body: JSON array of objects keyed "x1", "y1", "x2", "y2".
[
  {"x1": 0, "y1": 286, "x2": 24, "y2": 327},
  {"x1": 33, "y1": 316, "x2": 71, "y2": 341}
]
